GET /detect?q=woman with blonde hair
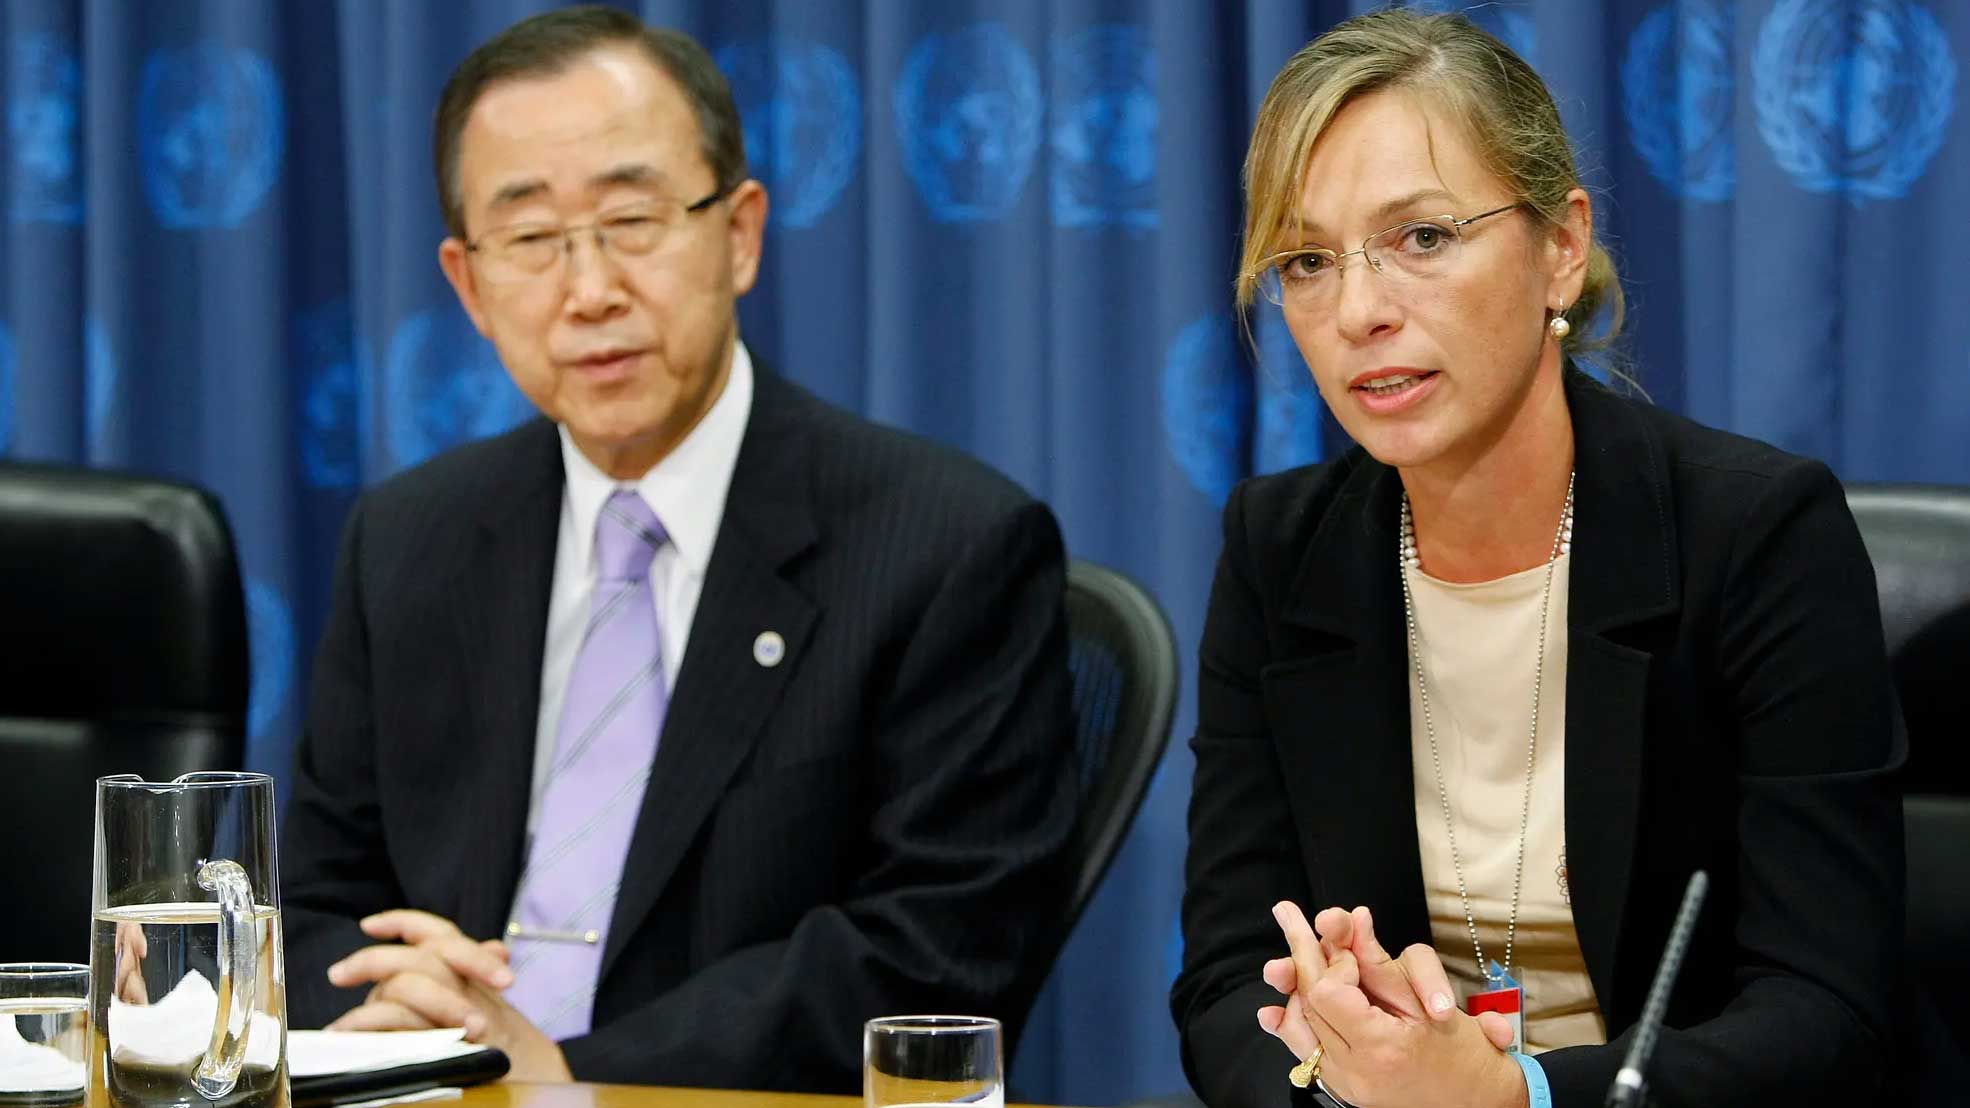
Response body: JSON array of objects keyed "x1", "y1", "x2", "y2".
[{"x1": 1171, "y1": 9, "x2": 1903, "y2": 1107}]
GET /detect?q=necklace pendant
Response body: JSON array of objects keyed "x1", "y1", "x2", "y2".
[{"x1": 1469, "y1": 973, "x2": 1527, "y2": 1054}]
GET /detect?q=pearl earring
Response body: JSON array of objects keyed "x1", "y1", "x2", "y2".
[{"x1": 1549, "y1": 306, "x2": 1571, "y2": 341}]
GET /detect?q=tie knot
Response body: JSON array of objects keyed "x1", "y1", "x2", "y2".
[{"x1": 595, "y1": 490, "x2": 665, "y2": 581}]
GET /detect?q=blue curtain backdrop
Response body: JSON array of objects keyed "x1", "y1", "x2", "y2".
[{"x1": 2, "y1": 0, "x2": 1964, "y2": 1101}]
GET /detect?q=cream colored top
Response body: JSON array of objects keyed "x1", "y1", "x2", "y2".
[{"x1": 1405, "y1": 553, "x2": 1607, "y2": 1053}]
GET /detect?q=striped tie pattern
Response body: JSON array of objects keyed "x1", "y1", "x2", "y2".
[{"x1": 505, "y1": 490, "x2": 667, "y2": 1038}]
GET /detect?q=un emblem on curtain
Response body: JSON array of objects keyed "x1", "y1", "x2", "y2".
[
  {"x1": 1623, "y1": 0, "x2": 1738, "y2": 202},
  {"x1": 894, "y1": 23, "x2": 1044, "y2": 222},
  {"x1": 1161, "y1": 312, "x2": 1326, "y2": 507},
  {"x1": 296, "y1": 299, "x2": 369, "y2": 491},
  {"x1": 715, "y1": 39, "x2": 862, "y2": 229},
  {"x1": 1754, "y1": 0, "x2": 1957, "y2": 201},
  {"x1": 137, "y1": 43, "x2": 285, "y2": 230},
  {"x1": 383, "y1": 306, "x2": 533, "y2": 471},
  {"x1": 1050, "y1": 25, "x2": 1158, "y2": 231},
  {"x1": 8, "y1": 33, "x2": 83, "y2": 224}
]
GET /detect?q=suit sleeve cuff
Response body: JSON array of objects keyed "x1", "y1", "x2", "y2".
[{"x1": 1509, "y1": 1051, "x2": 1554, "y2": 1108}]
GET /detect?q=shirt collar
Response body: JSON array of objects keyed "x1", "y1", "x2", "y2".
[{"x1": 557, "y1": 340, "x2": 754, "y2": 580}]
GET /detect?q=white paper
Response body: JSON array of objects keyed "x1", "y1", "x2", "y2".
[
  {"x1": 0, "y1": 1009, "x2": 84, "y2": 1095},
  {"x1": 107, "y1": 970, "x2": 283, "y2": 1071},
  {"x1": 286, "y1": 1029, "x2": 488, "y2": 1079}
]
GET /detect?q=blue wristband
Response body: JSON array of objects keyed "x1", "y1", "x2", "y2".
[{"x1": 1508, "y1": 1051, "x2": 1553, "y2": 1108}]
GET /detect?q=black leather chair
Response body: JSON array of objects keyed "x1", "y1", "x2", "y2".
[
  {"x1": 0, "y1": 462, "x2": 249, "y2": 963},
  {"x1": 1845, "y1": 483, "x2": 1970, "y2": 1065},
  {"x1": 1062, "y1": 558, "x2": 1179, "y2": 934}
]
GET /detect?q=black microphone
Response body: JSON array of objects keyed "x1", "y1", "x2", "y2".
[{"x1": 1605, "y1": 869, "x2": 1709, "y2": 1108}]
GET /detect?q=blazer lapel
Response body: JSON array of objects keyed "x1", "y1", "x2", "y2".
[
  {"x1": 1270, "y1": 458, "x2": 1433, "y2": 949},
  {"x1": 1560, "y1": 370, "x2": 1680, "y2": 1019},
  {"x1": 447, "y1": 420, "x2": 563, "y2": 940},
  {"x1": 599, "y1": 374, "x2": 821, "y2": 978}
]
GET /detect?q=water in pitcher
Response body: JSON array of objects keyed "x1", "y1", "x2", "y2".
[{"x1": 86, "y1": 905, "x2": 287, "y2": 1108}]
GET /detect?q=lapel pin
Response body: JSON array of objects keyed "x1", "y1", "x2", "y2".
[{"x1": 753, "y1": 630, "x2": 786, "y2": 668}]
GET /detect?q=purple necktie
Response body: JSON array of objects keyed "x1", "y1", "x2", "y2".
[{"x1": 505, "y1": 490, "x2": 666, "y2": 1039}]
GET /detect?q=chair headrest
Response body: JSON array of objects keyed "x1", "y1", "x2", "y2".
[
  {"x1": 1846, "y1": 484, "x2": 1970, "y2": 797},
  {"x1": 0, "y1": 462, "x2": 248, "y2": 719},
  {"x1": 1846, "y1": 484, "x2": 1970, "y2": 656}
]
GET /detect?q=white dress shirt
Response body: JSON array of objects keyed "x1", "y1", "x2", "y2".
[{"x1": 525, "y1": 341, "x2": 754, "y2": 831}]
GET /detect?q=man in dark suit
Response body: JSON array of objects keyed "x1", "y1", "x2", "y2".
[{"x1": 281, "y1": 7, "x2": 1076, "y2": 1091}]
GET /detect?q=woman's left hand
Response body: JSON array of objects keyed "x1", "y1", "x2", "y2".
[{"x1": 1261, "y1": 902, "x2": 1527, "y2": 1108}]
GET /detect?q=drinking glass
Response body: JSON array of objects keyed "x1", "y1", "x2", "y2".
[
  {"x1": 863, "y1": 1016, "x2": 1002, "y2": 1108},
  {"x1": 1, "y1": 962, "x2": 89, "y2": 1107}
]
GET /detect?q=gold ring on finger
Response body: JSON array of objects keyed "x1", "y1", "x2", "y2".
[{"x1": 1288, "y1": 1043, "x2": 1324, "y2": 1088}]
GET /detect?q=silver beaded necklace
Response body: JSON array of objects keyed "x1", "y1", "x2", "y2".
[{"x1": 1397, "y1": 471, "x2": 1575, "y2": 984}]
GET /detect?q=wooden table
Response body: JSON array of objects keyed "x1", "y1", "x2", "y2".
[{"x1": 461, "y1": 1082, "x2": 1077, "y2": 1108}]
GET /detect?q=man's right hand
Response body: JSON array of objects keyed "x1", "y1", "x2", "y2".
[{"x1": 324, "y1": 910, "x2": 514, "y2": 1035}]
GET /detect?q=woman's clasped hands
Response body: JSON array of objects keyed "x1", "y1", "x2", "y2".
[{"x1": 1256, "y1": 902, "x2": 1528, "y2": 1108}]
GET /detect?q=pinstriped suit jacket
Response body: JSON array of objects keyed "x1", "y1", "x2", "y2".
[{"x1": 281, "y1": 368, "x2": 1077, "y2": 1092}]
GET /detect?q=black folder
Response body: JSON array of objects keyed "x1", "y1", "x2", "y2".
[{"x1": 289, "y1": 1046, "x2": 509, "y2": 1107}]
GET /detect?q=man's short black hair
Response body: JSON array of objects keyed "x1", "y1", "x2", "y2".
[{"x1": 433, "y1": 5, "x2": 746, "y2": 239}]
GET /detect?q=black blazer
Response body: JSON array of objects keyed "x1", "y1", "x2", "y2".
[
  {"x1": 1173, "y1": 370, "x2": 1905, "y2": 1107},
  {"x1": 282, "y1": 368, "x2": 1078, "y2": 1092}
]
